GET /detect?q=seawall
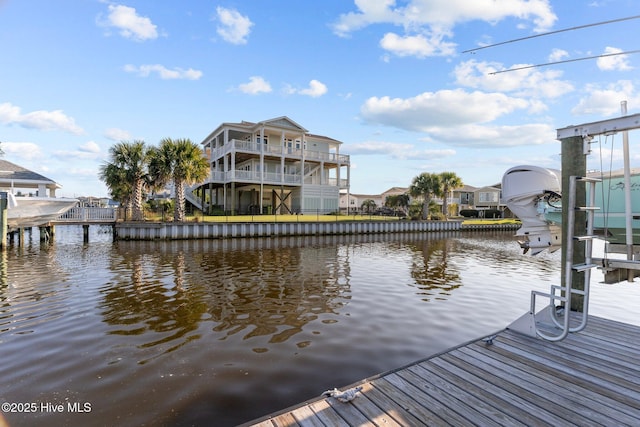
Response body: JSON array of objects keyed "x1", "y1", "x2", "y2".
[{"x1": 114, "y1": 220, "x2": 473, "y2": 240}]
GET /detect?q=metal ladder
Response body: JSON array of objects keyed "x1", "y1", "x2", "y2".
[{"x1": 508, "y1": 175, "x2": 600, "y2": 341}]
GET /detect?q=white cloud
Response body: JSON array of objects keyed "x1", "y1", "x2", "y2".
[
  {"x1": 123, "y1": 64, "x2": 203, "y2": 80},
  {"x1": 572, "y1": 80, "x2": 640, "y2": 116},
  {"x1": 453, "y1": 59, "x2": 574, "y2": 99},
  {"x1": 1, "y1": 142, "x2": 44, "y2": 160},
  {"x1": 101, "y1": 4, "x2": 158, "y2": 41},
  {"x1": 238, "y1": 76, "x2": 272, "y2": 95},
  {"x1": 597, "y1": 46, "x2": 633, "y2": 71},
  {"x1": 215, "y1": 7, "x2": 253, "y2": 45},
  {"x1": 286, "y1": 80, "x2": 328, "y2": 98},
  {"x1": 79, "y1": 141, "x2": 101, "y2": 154},
  {"x1": 348, "y1": 140, "x2": 456, "y2": 160},
  {"x1": 423, "y1": 123, "x2": 556, "y2": 147},
  {"x1": 332, "y1": 0, "x2": 556, "y2": 58},
  {"x1": 380, "y1": 32, "x2": 456, "y2": 57},
  {"x1": 0, "y1": 102, "x2": 84, "y2": 135},
  {"x1": 361, "y1": 89, "x2": 529, "y2": 131},
  {"x1": 104, "y1": 128, "x2": 132, "y2": 141},
  {"x1": 54, "y1": 141, "x2": 102, "y2": 160},
  {"x1": 548, "y1": 48, "x2": 569, "y2": 62}
]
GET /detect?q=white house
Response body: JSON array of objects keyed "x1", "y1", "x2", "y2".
[
  {"x1": 195, "y1": 117, "x2": 350, "y2": 215},
  {"x1": 0, "y1": 159, "x2": 62, "y2": 197},
  {"x1": 340, "y1": 187, "x2": 409, "y2": 214}
]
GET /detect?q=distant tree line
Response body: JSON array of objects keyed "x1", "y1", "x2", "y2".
[
  {"x1": 360, "y1": 171, "x2": 463, "y2": 220},
  {"x1": 99, "y1": 138, "x2": 209, "y2": 222}
]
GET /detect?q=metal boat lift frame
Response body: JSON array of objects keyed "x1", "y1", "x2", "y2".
[{"x1": 509, "y1": 112, "x2": 640, "y2": 341}]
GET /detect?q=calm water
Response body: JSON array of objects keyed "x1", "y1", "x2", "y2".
[{"x1": 1, "y1": 226, "x2": 638, "y2": 426}]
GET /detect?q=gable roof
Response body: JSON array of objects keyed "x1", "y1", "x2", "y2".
[
  {"x1": 259, "y1": 116, "x2": 308, "y2": 132},
  {"x1": 0, "y1": 159, "x2": 61, "y2": 189},
  {"x1": 202, "y1": 116, "x2": 312, "y2": 145}
]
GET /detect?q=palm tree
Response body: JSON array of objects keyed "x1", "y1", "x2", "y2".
[
  {"x1": 361, "y1": 199, "x2": 377, "y2": 214},
  {"x1": 439, "y1": 172, "x2": 463, "y2": 218},
  {"x1": 386, "y1": 194, "x2": 410, "y2": 215},
  {"x1": 100, "y1": 161, "x2": 132, "y2": 211},
  {"x1": 99, "y1": 141, "x2": 151, "y2": 221},
  {"x1": 149, "y1": 138, "x2": 209, "y2": 222},
  {"x1": 409, "y1": 173, "x2": 442, "y2": 220}
]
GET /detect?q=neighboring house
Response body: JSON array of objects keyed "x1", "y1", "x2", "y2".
[
  {"x1": 474, "y1": 185, "x2": 503, "y2": 212},
  {"x1": 339, "y1": 187, "x2": 410, "y2": 214},
  {"x1": 451, "y1": 184, "x2": 476, "y2": 214},
  {"x1": 0, "y1": 159, "x2": 62, "y2": 197},
  {"x1": 196, "y1": 117, "x2": 350, "y2": 214},
  {"x1": 381, "y1": 186, "x2": 409, "y2": 202},
  {"x1": 340, "y1": 192, "x2": 383, "y2": 214},
  {"x1": 77, "y1": 196, "x2": 118, "y2": 208}
]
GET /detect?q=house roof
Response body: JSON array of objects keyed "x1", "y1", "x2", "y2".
[
  {"x1": 0, "y1": 159, "x2": 61, "y2": 189},
  {"x1": 347, "y1": 193, "x2": 381, "y2": 199},
  {"x1": 457, "y1": 184, "x2": 477, "y2": 192},
  {"x1": 382, "y1": 186, "x2": 408, "y2": 195},
  {"x1": 474, "y1": 185, "x2": 501, "y2": 192},
  {"x1": 201, "y1": 116, "x2": 342, "y2": 145}
]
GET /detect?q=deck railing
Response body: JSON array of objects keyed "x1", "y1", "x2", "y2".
[
  {"x1": 56, "y1": 207, "x2": 118, "y2": 223},
  {"x1": 211, "y1": 139, "x2": 350, "y2": 164}
]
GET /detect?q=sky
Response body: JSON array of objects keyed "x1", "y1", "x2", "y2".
[{"x1": 1, "y1": 0, "x2": 640, "y2": 198}]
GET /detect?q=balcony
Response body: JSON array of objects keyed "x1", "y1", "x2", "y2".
[
  {"x1": 205, "y1": 170, "x2": 348, "y2": 188},
  {"x1": 207, "y1": 170, "x2": 302, "y2": 185},
  {"x1": 211, "y1": 139, "x2": 349, "y2": 164}
]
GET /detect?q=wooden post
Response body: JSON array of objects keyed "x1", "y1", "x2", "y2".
[
  {"x1": 83, "y1": 224, "x2": 90, "y2": 243},
  {"x1": 39, "y1": 226, "x2": 48, "y2": 242},
  {"x1": 0, "y1": 192, "x2": 7, "y2": 250},
  {"x1": 561, "y1": 136, "x2": 587, "y2": 312}
]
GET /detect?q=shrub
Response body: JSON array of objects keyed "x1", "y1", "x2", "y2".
[
  {"x1": 460, "y1": 209, "x2": 479, "y2": 218},
  {"x1": 430, "y1": 212, "x2": 446, "y2": 221},
  {"x1": 483, "y1": 209, "x2": 502, "y2": 219}
]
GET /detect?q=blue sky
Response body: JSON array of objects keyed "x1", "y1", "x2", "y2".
[{"x1": 1, "y1": 0, "x2": 639, "y2": 198}]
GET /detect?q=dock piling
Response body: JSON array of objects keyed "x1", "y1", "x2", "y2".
[{"x1": 0, "y1": 192, "x2": 7, "y2": 251}]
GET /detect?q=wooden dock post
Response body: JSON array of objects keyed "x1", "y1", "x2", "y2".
[
  {"x1": 82, "y1": 224, "x2": 89, "y2": 243},
  {"x1": 560, "y1": 135, "x2": 587, "y2": 312},
  {"x1": 0, "y1": 192, "x2": 7, "y2": 251}
]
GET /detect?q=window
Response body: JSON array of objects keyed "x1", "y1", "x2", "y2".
[{"x1": 478, "y1": 192, "x2": 498, "y2": 203}]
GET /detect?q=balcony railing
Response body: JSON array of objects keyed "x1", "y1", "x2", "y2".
[
  {"x1": 211, "y1": 139, "x2": 349, "y2": 163},
  {"x1": 207, "y1": 170, "x2": 303, "y2": 185},
  {"x1": 205, "y1": 170, "x2": 348, "y2": 188}
]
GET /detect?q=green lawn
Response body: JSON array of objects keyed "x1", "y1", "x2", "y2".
[
  {"x1": 146, "y1": 212, "x2": 521, "y2": 225},
  {"x1": 461, "y1": 218, "x2": 521, "y2": 225},
  {"x1": 149, "y1": 213, "x2": 405, "y2": 223}
]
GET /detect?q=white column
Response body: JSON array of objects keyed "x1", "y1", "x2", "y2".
[
  {"x1": 280, "y1": 132, "x2": 285, "y2": 184},
  {"x1": 260, "y1": 128, "x2": 264, "y2": 214}
]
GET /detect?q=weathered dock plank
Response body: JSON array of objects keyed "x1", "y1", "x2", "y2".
[{"x1": 242, "y1": 316, "x2": 640, "y2": 427}]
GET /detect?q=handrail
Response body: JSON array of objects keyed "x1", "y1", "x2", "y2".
[
  {"x1": 532, "y1": 176, "x2": 599, "y2": 341},
  {"x1": 212, "y1": 139, "x2": 350, "y2": 163},
  {"x1": 56, "y1": 207, "x2": 118, "y2": 222}
]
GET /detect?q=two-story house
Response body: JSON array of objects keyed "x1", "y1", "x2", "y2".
[{"x1": 197, "y1": 117, "x2": 350, "y2": 215}]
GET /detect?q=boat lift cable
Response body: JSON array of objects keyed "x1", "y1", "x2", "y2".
[
  {"x1": 488, "y1": 49, "x2": 640, "y2": 75},
  {"x1": 463, "y1": 14, "x2": 640, "y2": 54},
  {"x1": 597, "y1": 134, "x2": 615, "y2": 262}
]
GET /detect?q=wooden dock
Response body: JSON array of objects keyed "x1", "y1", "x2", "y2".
[{"x1": 243, "y1": 315, "x2": 640, "y2": 426}]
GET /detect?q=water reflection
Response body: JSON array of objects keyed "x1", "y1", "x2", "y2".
[
  {"x1": 2, "y1": 230, "x2": 581, "y2": 427},
  {"x1": 408, "y1": 238, "x2": 462, "y2": 301},
  {"x1": 100, "y1": 238, "x2": 354, "y2": 361}
]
